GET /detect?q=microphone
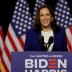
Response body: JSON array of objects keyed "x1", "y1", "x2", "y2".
[
  {"x1": 39, "y1": 36, "x2": 44, "y2": 44},
  {"x1": 47, "y1": 36, "x2": 53, "y2": 49},
  {"x1": 39, "y1": 36, "x2": 47, "y2": 50},
  {"x1": 39, "y1": 36, "x2": 53, "y2": 51}
]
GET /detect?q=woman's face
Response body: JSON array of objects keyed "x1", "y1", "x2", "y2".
[{"x1": 39, "y1": 7, "x2": 53, "y2": 29}]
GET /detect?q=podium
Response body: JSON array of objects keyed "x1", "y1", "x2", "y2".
[{"x1": 11, "y1": 52, "x2": 72, "y2": 72}]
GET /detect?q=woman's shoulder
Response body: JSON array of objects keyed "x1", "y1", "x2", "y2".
[
  {"x1": 60, "y1": 27, "x2": 66, "y2": 33},
  {"x1": 57, "y1": 27, "x2": 66, "y2": 36},
  {"x1": 26, "y1": 29, "x2": 37, "y2": 35},
  {"x1": 55, "y1": 26, "x2": 65, "y2": 33}
]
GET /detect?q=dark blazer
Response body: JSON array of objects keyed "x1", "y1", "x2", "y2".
[{"x1": 24, "y1": 29, "x2": 68, "y2": 51}]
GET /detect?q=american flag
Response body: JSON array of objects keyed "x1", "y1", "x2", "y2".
[
  {"x1": 0, "y1": 26, "x2": 4, "y2": 72},
  {"x1": 66, "y1": 26, "x2": 72, "y2": 51},
  {"x1": 54, "y1": 0, "x2": 72, "y2": 51},
  {"x1": 1, "y1": 0, "x2": 45, "y2": 72}
]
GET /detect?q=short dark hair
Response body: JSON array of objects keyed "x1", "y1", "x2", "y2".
[{"x1": 33, "y1": 5, "x2": 60, "y2": 32}]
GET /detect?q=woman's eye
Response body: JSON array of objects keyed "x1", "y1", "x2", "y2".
[
  {"x1": 40, "y1": 15, "x2": 44, "y2": 16},
  {"x1": 46, "y1": 14, "x2": 50, "y2": 16}
]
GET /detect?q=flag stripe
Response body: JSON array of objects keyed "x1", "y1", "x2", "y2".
[
  {"x1": 0, "y1": 26, "x2": 5, "y2": 72},
  {"x1": 66, "y1": 37, "x2": 72, "y2": 51},
  {"x1": 66, "y1": 27, "x2": 72, "y2": 47},
  {"x1": 69, "y1": 26, "x2": 72, "y2": 34},
  {"x1": 7, "y1": 32, "x2": 18, "y2": 51},
  {"x1": 2, "y1": 48, "x2": 11, "y2": 70},
  {"x1": 0, "y1": 62, "x2": 6, "y2": 72},
  {"x1": 0, "y1": 37, "x2": 4, "y2": 54},
  {"x1": 9, "y1": 24, "x2": 23, "y2": 51},
  {"x1": 0, "y1": 48, "x2": 2, "y2": 58},
  {"x1": 66, "y1": 26, "x2": 72, "y2": 51},
  {"x1": 4, "y1": 44, "x2": 11, "y2": 62},
  {"x1": 21, "y1": 34, "x2": 26, "y2": 43},
  {"x1": 2, "y1": 53, "x2": 9, "y2": 72},
  {"x1": 19, "y1": 37, "x2": 24, "y2": 49},
  {"x1": 5, "y1": 36, "x2": 14, "y2": 53}
]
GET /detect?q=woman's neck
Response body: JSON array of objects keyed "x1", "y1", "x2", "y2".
[{"x1": 42, "y1": 27, "x2": 52, "y2": 32}]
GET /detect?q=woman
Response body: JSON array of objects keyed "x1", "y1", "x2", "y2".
[{"x1": 24, "y1": 5, "x2": 68, "y2": 51}]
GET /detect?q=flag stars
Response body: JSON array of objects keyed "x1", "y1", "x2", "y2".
[
  {"x1": 28, "y1": 26, "x2": 31, "y2": 29},
  {"x1": 24, "y1": 20, "x2": 27, "y2": 23},
  {"x1": 18, "y1": 31, "x2": 22, "y2": 35},
  {"x1": 64, "y1": 25, "x2": 67, "y2": 28},
  {"x1": 60, "y1": 4, "x2": 63, "y2": 7},
  {"x1": 22, "y1": 10, "x2": 25, "y2": 13},
  {"x1": 28, "y1": 22, "x2": 31, "y2": 25},
  {"x1": 63, "y1": 10, "x2": 66, "y2": 14},
  {"x1": 24, "y1": 24, "x2": 27, "y2": 28},
  {"x1": 61, "y1": 19, "x2": 64, "y2": 22},
  {"x1": 21, "y1": 14, "x2": 24, "y2": 17},
  {"x1": 34, "y1": 7, "x2": 37, "y2": 11},
  {"x1": 55, "y1": 12, "x2": 57, "y2": 15},
  {"x1": 70, "y1": 18, "x2": 72, "y2": 21},
  {"x1": 20, "y1": 4, "x2": 23, "y2": 7},
  {"x1": 17, "y1": 17, "x2": 20, "y2": 20},
  {"x1": 16, "y1": 21, "x2": 19, "y2": 24},
  {"x1": 67, "y1": 8, "x2": 70, "y2": 11},
  {"x1": 57, "y1": 22, "x2": 59, "y2": 25},
  {"x1": 26, "y1": 12, "x2": 29, "y2": 15},
  {"x1": 34, "y1": 11, "x2": 36, "y2": 15},
  {"x1": 60, "y1": 23, "x2": 63, "y2": 27},
  {"x1": 42, "y1": 0, "x2": 45, "y2": 1},
  {"x1": 20, "y1": 23, "x2": 23, "y2": 26},
  {"x1": 59, "y1": 9, "x2": 62, "y2": 12},
  {"x1": 65, "y1": 20, "x2": 68, "y2": 24},
  {"x1": 25, "y1": 16, "x2": 28, "y2": 19},
  {"x1": 12, "y1": 19, "x2": 15, "y2": 23},
  {"x1": 21, "y1": 0, "x2": 24, "y2": 3},
  {"x1": 69, "y1": 22, "x2": 72, "y2": 25},
  {"x1": 21, "y1": 18, "x2": 24, "y2": 22},
  {"x1": 58, "y1": 13, "x2": 61, "y2": 16},
  {"x1": 12, "y1": 0, "x2": 46, "y2": 36},
  {"x1": 64, "y1": 6, "x2": 66, "y2": 9},
  {"x1": 18, "y1": 12, "x2": 21, "y2": 16},
  {"x1": 23, "y1": 1, "x2": 26, "y2": 4},
  {"x1": 67, "y1": 12, "x2": 69, "y2": 15},
  {"x1": 35, "y1": 3, "x2": 38, "y2": 7},
  {"x1": 13, "y1": 15, "x2": 16, "y2": 18},
  {"x1": 23, "y1": 29, "x2": 26, "y2": 32},
  {"x1": 15, "y1": 25, "x2": 18, "y2": 29},
  {"x1": 32, "y1": 20, "x2": 34, "y2": 23},
  {"x1": 26, "y1": 7, "x2": 29, "y2": 10},
  {"x1": 61, "y1": 0, "x2": 64, "y2": 3},
  {"x1": 19, "y1": 27, "x2": 22, "y2": 30},
  {"x1": 41, "y1": 3, "x2": 44, "y2": 5},
  {"x1": 16, "y1": 2, "x2": 19, "y2": 5},
  {"x1": 29, "y1": 17, "x2": 32, "y2": 21},
  {"x1": 15, "y1": 6, "x2": 18, "y2": 10},
  {"x1": 19, "y1": 8, "x2": 22, "y2": 11},
  {"x1": 55, "y1": 0, "x2": 72, "y2": 28},
  {"x1": 33, "y1": 16, "x2": 35, "y2": 19},
  {"x1": 62, "y1": 14, "x2": 65, "y2": 18},
  {"x1": 57, "y1": 3, "x2": 60, "y2": 6},
  {"x1": 66, "y1": 16, "x2": 68, "y2": 19},
  {"x1": 57, "y1": 17, "x2": 60, "y2": 20},
  {"x1": 56, "y1": 7, "x2": 59, "y2": 10},
  {"x1": 65, "y1": 1, "x2": 67, "y2": 5},
  {"x1": 14, "y1": 10, "x2": 17, "y2": 14},
  {"x1": 38, "y1": 1, "x2": 41, "y2": 4}
]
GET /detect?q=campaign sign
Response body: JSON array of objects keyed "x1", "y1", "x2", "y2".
[{"x1": 11, "y1": 52, "x2": 72, "y2": 72}]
